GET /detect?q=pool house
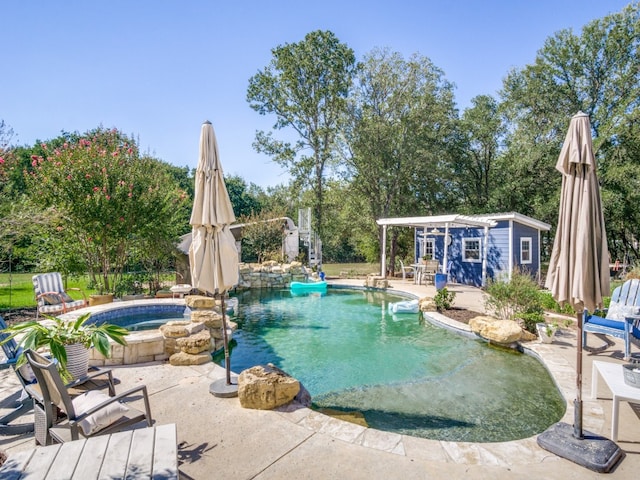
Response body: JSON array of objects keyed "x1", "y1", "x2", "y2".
[{"x1": 377, "y1": 212, "x2": 551, "y2": 287}]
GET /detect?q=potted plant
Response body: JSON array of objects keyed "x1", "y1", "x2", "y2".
[
  {"x1": 89, "y1": 282, "x2": 114, "y2": 307},
  {"x1": 536, "y1": 322, "x2": 558, "y2": 344},
  {"x1": 0, "y1": 312, "x2": 128, "y2": 381}
]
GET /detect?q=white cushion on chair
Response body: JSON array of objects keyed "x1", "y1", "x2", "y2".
[
  {"x1": 73, "y1": 390, "x2": 129, "y2": 435},
  {"x1": 607, "y1": 303, "x2": 640, "y2": 321}
]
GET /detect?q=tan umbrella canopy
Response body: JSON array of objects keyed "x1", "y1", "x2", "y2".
[
  {"x1": 189, "y1": 121, "x2": 238, "y2": 294},
  {"x1": 189, "y1": 121, "x2": 239, "y2": 394},
  {"x1": 539, "y1": 113, "x2": 620, "y2": 472},
  {"x1": 546, "y1": 111, "x2": 609, "y2": 438},
  {"x1": 546, "y1": 112, "x2": 609, "y2": 314}
]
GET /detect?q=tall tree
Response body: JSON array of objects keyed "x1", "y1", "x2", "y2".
[
  {"x1": 344, "y1": 48, "x2": 458, "y2": 268},
  {"x1": 24, "y1": 128, "x2": 189, "y2": 291},
  {"x1": 453, "y1": 95, "x2": 505, "y2": 212},
  {"x1": 247, "y1": 30, "x2": 357, "y2": 239},
  {"x1": 499, "y1": 3, "x2": 640, "y2": 259}
]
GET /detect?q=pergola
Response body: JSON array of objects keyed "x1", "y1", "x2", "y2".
[{"x1": 376, "y1": 214, "x2": 497, "y2": 286}]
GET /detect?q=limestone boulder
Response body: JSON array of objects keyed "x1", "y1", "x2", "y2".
[
  {"x1": 520, "y1": 329, "x2": 538, "y2": 342},
  {"x1": 159, "y1": 323, "x2": 189, "y2": 338},
  {"x1": 365, "y1": 275, "x2": 388, "y2": 288},
  {"x1": 209, "y1": 320, "x2": 237, "y2": 340},
  {"x1": 480, "y1": 320, "x2": 523, "y2": 345},
  {"x1": 191, "y1": 310, "x2": 224, "y2": 328},
  {"x1": 185, "y1": 295, "x2": 215, "y2": 309},
  {"x1": 469, "y1": 315, "x2": 497, "y2": 335},
  {"x1": 238, "y1": 363, "x2": 300, "y2": 410},
  {"x1": 176, "y1": 329, "x2": 212, "y2": 354},
  {"x1": 169, "y1": 351, "x2": 212, "y2": 366},
  {"x1": 419, "y1": 297, "x2": 437, "y2": 312}
]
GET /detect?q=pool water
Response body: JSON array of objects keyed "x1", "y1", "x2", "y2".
[
  {"x1": 219, "y1": 288, "x2": 565, "y2": 442},
  {"x1": 90, "y1": 304, "x2": 190, "y2": 331}
]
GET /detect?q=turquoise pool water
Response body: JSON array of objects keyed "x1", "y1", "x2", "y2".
[{"x1": 219, "y1": 288, "x2": 565, "y2": 442}]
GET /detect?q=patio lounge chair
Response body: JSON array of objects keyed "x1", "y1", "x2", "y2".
[
  {"x1": 583, "y1": 278, "x2": 640, "y2": 359},
  {"x1": 24, "y1": 349, "x2": 153, "y2": 444},
  {"x1": 32, "y1": 272, "x2": 87, "y2": 318}
]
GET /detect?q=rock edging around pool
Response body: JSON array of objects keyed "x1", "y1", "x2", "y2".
[
  {"x1": 58, "y1": 297, "x2": 235, "y2": 368},
  {"x1": 162, "y1": 295, "x2": 237, "y2": 366}
]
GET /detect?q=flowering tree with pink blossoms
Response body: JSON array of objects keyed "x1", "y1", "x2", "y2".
[{"x1": 25, "y1": 127, "x2": 188, "y2": 292}]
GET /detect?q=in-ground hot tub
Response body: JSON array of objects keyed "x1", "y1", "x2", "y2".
[{"x1": 59, "y1": 299, "x2": 190, "y2": 366}]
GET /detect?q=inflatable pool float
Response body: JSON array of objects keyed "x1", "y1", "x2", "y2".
[
  {"x1": 388, "y1": 299, "x2": 419, "y2": 314},
  {"x1": 290, "y1": 281, "x2": 328, "y2": 294}
]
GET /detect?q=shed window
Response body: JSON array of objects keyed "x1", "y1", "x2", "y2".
[
  {"x1": 463, "y1": 238, "x2": 481, "y2": 263},
  {"x1": 521, "y1": 237, "x2": 532, "y2": 264},
  {"x1": 421, "y1": 238, "x2": 434, "y2": 260}
]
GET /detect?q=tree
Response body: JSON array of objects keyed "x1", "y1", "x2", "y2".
[
  {"x1": 24, "y1": 127, "x2": 189, "y2": 291},
  {"x1": 344, "y1": 48, "x2": 458, "y2": 270},
  {"x1": 499, "y1": 3, "x2": 640, "y2": 260},
  {"x1": 247, "y1": 30, "x2": 357, "y2": 240},
  {"x1": 453, "y1": 95, "x2": 505, "y2": 212},
  {"x1": 237, "y1": 209, "x2": 288, "y2": 263},
  {"x1": 225, "y1": 174, "x2": 263, "y2": 218}
]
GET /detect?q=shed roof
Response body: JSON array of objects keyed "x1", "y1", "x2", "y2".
[
  {"x1": 469, "y1": 212, "x2": 551, "y2": 231},
  {"x1": 376, "y1": 214, "x2": 496, "y2": 229},
  {"x1": 377, "y1": 212, "x2": 551, "y2": 231}
]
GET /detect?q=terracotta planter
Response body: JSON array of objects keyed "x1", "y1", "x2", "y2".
[
  {"x1": 89, "y1": 294, "x2": 114, "y2": 306},
  {"x1": 64, "y1": 343, "x2": 90, "y2": 380}
]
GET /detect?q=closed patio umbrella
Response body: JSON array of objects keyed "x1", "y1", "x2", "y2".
[
  {"x1": 538, "y1": 112, "x2": 621, "y2": 472},
  {"x1": 189, "y1": 121, "x2": 239, "y2": 396}
]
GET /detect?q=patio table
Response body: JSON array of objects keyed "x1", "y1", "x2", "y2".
[{"x1": 591, "y1": 360, "x2": 640, "y2": 441}]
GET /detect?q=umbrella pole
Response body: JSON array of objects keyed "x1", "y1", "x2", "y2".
[
  {"x1": 574, "y1": 311, "x2": 584, "y2": 439},
  {"x1": 209, "y1": 292, "x2": 238, "y2": 398},
  {"x1": 220, "y1": 293, "x2": 232, "y2": 385},
  {"x1": 536, "y1": 308, "x2": 622, "y2": 472}
]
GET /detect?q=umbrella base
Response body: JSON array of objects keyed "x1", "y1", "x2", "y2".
[
  {"x1": 537, "y1": 422, "x2": 623, "y2": 473},
  {"x1": 209, "y1": 376, "x2": 239, "y2": 398}
]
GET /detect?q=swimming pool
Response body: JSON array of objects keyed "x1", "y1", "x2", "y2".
[{"x1": 218, "y1": 287, "x2": 565, "y2": 443}]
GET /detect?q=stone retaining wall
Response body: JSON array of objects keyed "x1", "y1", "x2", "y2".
[{"x1": 237, "y1": 260, "x2": 309, "y2": 289}]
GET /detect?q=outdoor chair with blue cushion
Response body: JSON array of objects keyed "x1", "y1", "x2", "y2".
[
  {"x1": 583, "y1": 278, "x2": 640, "y2": 360},
  {"x1": 25, "y1": 349, "x2": 153, "y2": 444},
  {"x1": 32, "y1": 272, "x2": 87, "y2": 318}
]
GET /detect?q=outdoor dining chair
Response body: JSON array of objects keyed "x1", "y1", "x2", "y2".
[
  {"x1": 24, "y1": 349, "x2": 153, "y2": 444},
  {"x1": 399, "y1": 260, "x2": 415, "y2": 281}
]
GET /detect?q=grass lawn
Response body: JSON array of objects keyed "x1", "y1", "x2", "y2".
[
  {"x1": 1, "y1": 264, "x2": 381, "y2": 310},
  {"x1": 322, "y1": 263, "x2": 381, "y2": 278},
  {"x1": 0, "y1": 273, "x2": 94, "y2": 310}
]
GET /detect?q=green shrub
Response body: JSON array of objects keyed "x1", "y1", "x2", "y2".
[
  {"x1": 434, "y1": 287, "x2": 456, "y2": 311},
  {"x1": 518, "y1": 312, "x2": 545, "y2": 333},
  {"x1": 538, "y1": 290, "x2": 575, "y2": 315},
  {"x1": 485, "y1": 268, "x2": 544, "y2": 333}
]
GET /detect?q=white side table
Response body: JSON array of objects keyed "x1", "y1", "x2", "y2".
[
  {"x1": 591, "y1": 360, "x2": 640, "y2": 441},
  {"x1": 170, "y1": 284, "x2": 192, "y2": 298}
]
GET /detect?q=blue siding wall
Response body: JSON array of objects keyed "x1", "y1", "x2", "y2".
[
  {"x1": 512, "y1": 222, "x2": 541, "y2": 278},
  {"x1": 487, "y1": 220, "x2": 510, "y2": 282},
  {"x1": 414, "y1": 220, "x2": 543, "y2": 287}
]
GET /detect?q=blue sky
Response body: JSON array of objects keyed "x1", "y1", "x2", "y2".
[{"x1": 2, "y1": 1, "x2": 632, "y2": 187}]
